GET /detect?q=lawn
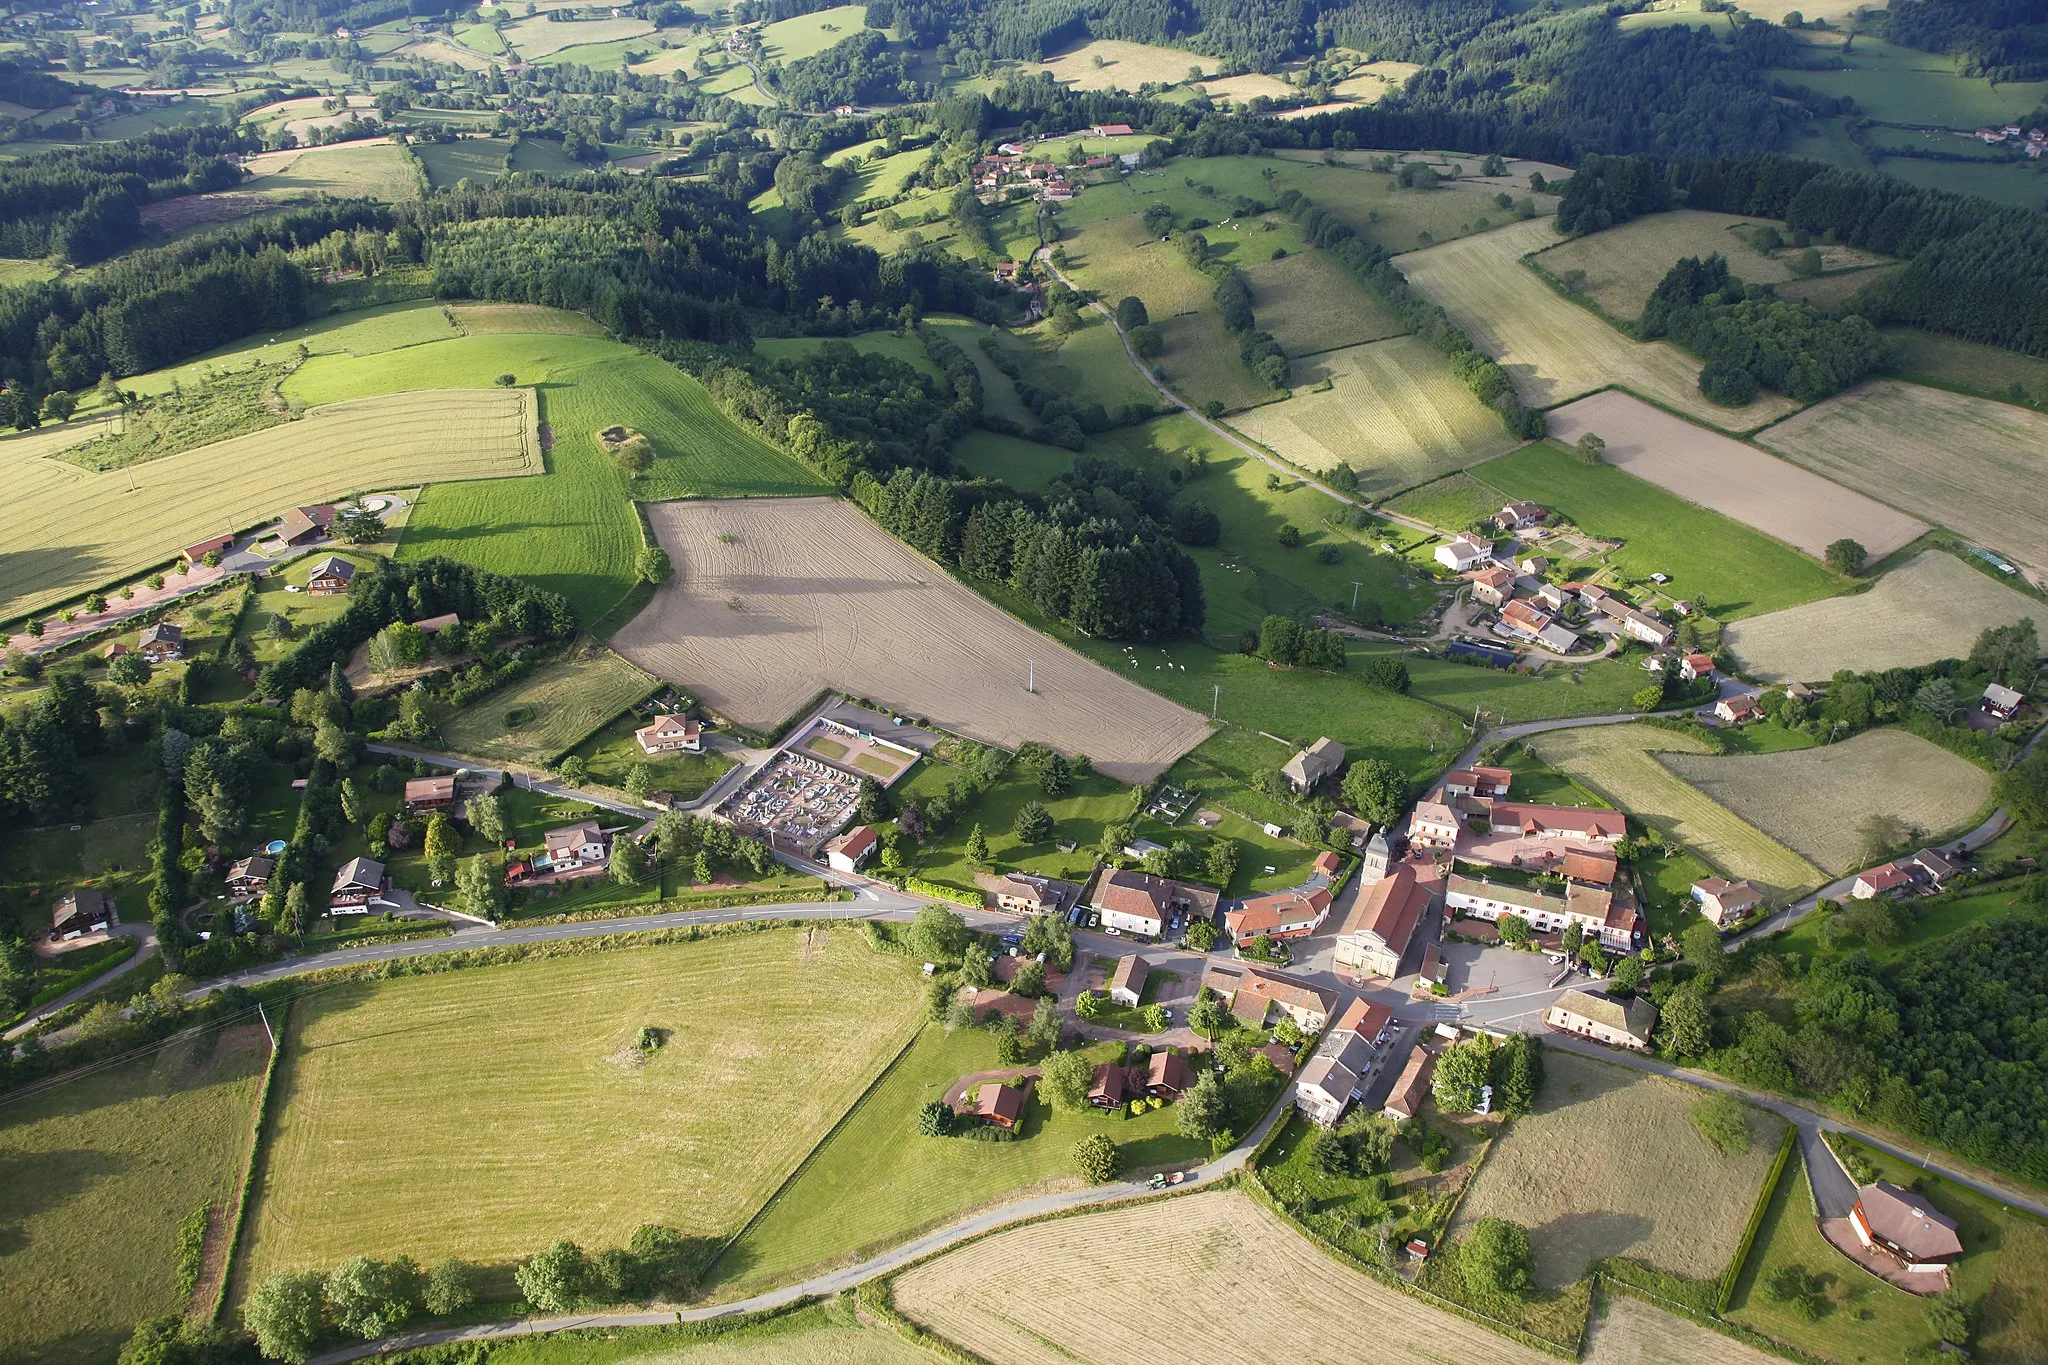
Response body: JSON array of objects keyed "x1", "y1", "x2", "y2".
[
  {"x1": 238, "y1": 929, "x2": 925, "y2": 1290},
  {"x1": 708, "y1": 1023, "x2": 1208, "y2": 1295},
  {"x1": 1728, "y1": 1145, "x2": 2048, "y2": 1365},
  {"x1": 1089, "y1": 412, "x2": 1440, "y2": 640},
  {"x1": 891, "y1": 1187, "x2": 1566, "y2": 1365},
  {"x1": 912, "y1": 768, "x2": 1137, "y2": 892},
  {"x1": 1524, "y1": 725, "x2": 1823, "y2": 897},
  {"x1": 439, "y1": 646, "x2": 660, "y2": 767},
  {"x1": 1661, "y1": 729, "x2": 1992, "y2": 876},
  {"x1": 242, "y1": 548, "x2": 380, "y2": 671},
  {"x1": 0, "y1": 1027, "x2": 269, "y2": 1365},
  {"x1": 1475, "y1": 441, "x2": 1846, "y2": 620},
  {"x1": 951, "y1": 429, "x2": 1075, "y2": 492},
  {"x1": 1453, "y1": 1050, "x2": 1788, "y2": 1288},
  {"x1": 563, "y1": 709, "x2": 736, "y2": 800},
  {"x1": 1766, "y1": 879, "x2": 2046, "y2": 970}
]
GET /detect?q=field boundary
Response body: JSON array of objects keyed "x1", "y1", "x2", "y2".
[
  {"x1": 1719, "y1": 1123, "x2": 1798, "y2": 1312},
  {"x1": 1591, "y1": 1268, "x2": 1833, "y2": 1365},
  {"x1": 856, "y1": 1278, "x2": 998, "y2": 1365},
  {"x1": 213, "y1": 998, "x2": 291, "y2": 1319}
]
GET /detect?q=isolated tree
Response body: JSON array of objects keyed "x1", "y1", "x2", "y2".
[
  {"x1": 1632, "y1": 684, "x2": 1666, "y2": 713},
  {"x1": 244, "y1": 1270, "x2": 327, "y2": 1362},
  {"x1": 423, "y1": 811, "x2": 457, "y2": 884},
  {"x1": 1027, "y1": 995, "x2": 1061, "y2": 1051},
  {"x1": 1432, "y1": 1035, "x2": 1496, "y2": 1112},
  {"x1": 334, "y1": 504, "x2": 385, "y2": 543},
  {"x1": 1176, "y1": 1068, "x2": 1228, "y2": 1140},
  {"x1": 466, "y1": 791, "x2": 505, "y2": 844},
  {"x1": 608, "y1": 833, "x2": 646, "y2": 885},
  {"x1": 623, "y1": 764, "x2": 654, "y2": 802},
  {"x1": 1574, "y1": 431, "x2": 1605, "y2": 465},
  {"x1": 1681, "y1": 919, "x2": 1728, "y2": 983},
  {"x1": 281, "y1": 883, "x2": 310, "y2": 936},
  {"x1": 423, "y1": 1258, "x2": 479, "y2": 1316},
  {"x1": 1129, "y1": 322, "x2": 1164, "y2": 357},
  {"x1": 515, "y1": 1240, "x2": 587, "y2": 1312},
  {"x1": 455, "y1": 854, "x2": 503, "y2": 920},
  {"x1": 1339, "y1": 758, "x2": 1404, "y2": 825},
  {"x1": 338, "y1": 777, "x2": 367, "y2": 827},
  {"x1": 691, "y1": 850, "x2": 714, "y2": 886},
  {"x1": 964, "y1": 823, "x2": 990, "y2": 865},
  {"x1": 1825, "y1": 538, "x2": 1867, "y2": 575},
  {"x1": 1461, "y1": 1218, "x2": 1534, "y2": 1300},
  {"x1": 907, "y1": 904, "x2": 969, "y2": 963},
  {"x1": 1115, "y1": 295, "x2": 1149, "y2": 329},
  {"x1": 41, "y1": 390, "x2": 75, "y2": 423},
  {"x1": 1203, "y1": 837, "x2": 1239, "y2": 888},
  {"x1": 1039, "y1": 1048, "x2": 1094, "y2": 1112},
  {"x1": 495, "y1": 372, "x2": 518, "y2": 387},
  {"x1": 1072, "y1": 1133, "x2": 1121, "y2": 1184},
  {"x1": 1927, "y1": 1292, "x2": 1972, "y2": 1348},
  {"x1": 916, "y1": 1098, "x2": 954, "y2": 1136},
  {"x1": 325, "y1": 1255, "x2": 420, "y2": 1340},
  {"x1": 1012, "y1": 799, "x2": 1054, "y2": 844},
  {"x1": 1184, "y1": 918, "x2": 1218, "y2": 951}
]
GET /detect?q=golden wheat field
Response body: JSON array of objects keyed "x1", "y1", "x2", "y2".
[
  {"x1": 1395, "y1": 218, "x2": 1800, "y2": 428},
  {"x1": 611, "y1": 498, "x2": 1212, "y2": 782},
  {"x1": 1231, "y1": 335, "x2": 1520, "y2": 497},
  {"x1": 0, "y1": 387, "x2": 537, "y2": 621},
  {"x1": 1524, "y1": 725, "x2": 1823, "y2": 896},
  {"x1": 1722, "y1": 551, "x2": 2048, "y2": 683},
  {"x1": 1662, "y1": 729, "x2": 1991, "y2": 875},
  {"x1": 1755, "y1": 380, "x2": 2048, "y2": 571},
  {"x1": 1452, "y1": 1052, "x2": 1788, "y2": 1289},
  {"x1": 892, "y1": 1188, "x2": 1562, "y2": 1365}
]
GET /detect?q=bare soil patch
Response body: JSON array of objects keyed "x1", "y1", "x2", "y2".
[
  {"x1": 893, "y1": 1187, "x2": 1562, "y2": 1365},
  {"x1": 1755, "y1": 380, "x2": 2048, "y2": 571},
  {"x1": 140, "y1": 191, "x2": 273, "y2": 232},
  {"x1": 613, "y1": 498, "x2": 1211, "y2": 781},
  {"x1": 1542, "y1": 390, "x2": 1928, "y2": 561}
]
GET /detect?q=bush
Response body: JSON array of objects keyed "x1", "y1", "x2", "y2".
[
  {"x1": 1689, "y1": 1093, "x2": 1753, "y2": 1155},
  {"x1": 1460, "y1": 1218, "x2": 1534, "y2": 1301},
  {"x1": 1073, "y1": 1132, "x2": 1121, "y2": 1183}
]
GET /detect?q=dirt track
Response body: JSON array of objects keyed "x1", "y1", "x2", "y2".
[{"x1": 613, "y1": 498, "x2": 1212, "y2": 782}]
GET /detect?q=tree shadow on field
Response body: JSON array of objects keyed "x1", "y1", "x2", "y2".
[
  {"x1": 1530, "y1": 1208, "x2": 1656, "y2": 1289},
  {"x1": 0, "y1": 1148, "x2": 129, "y2": 1256}
]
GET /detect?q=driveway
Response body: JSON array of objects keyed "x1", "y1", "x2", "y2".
[{"x1": 3, "y1": 921, "x2": 157, "y2": 1040}]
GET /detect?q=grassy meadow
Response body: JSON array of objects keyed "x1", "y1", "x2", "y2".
[
  {"x1": 439, "y1": 647, "x2": 659, "y2": 766},
  {"x1": 0, "y1": 1028, "x2": 269, "y2": 1365},
  {"x1": 238, "y1": 930, "x2": 925, "y2": 1291}
]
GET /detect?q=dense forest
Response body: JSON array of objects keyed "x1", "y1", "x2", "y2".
[
  {"x1": 0, "y1": 127, "x2": 254, "y2": 262},
  {"x1": 1887, "y1": 0, "x2": 2048, "y2": 81},
  {"x1": 1640, "y1": 254, "x2": 1886, "y2": 405}
]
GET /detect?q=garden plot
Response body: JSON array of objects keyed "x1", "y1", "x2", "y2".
[
  {"x1": 893, "y1": 1187, "x2": 1563, "y2": 1365},
  {"x1": 1723, "y1": 552, "x2": 2048, "y2": 684},
  {"x1": 612, "y1": 498, "x2": 1211, "y2": 782},
  {"x1": 1543, "y1": 390, "x2": 1928, "y2": 562},
  {"x1": 1394, "y1": 218, "x2": 1799, "y2": 428},
  {"x1": 1524, "y1": 725, "x2": 1822, "y2": 896},
  {"x1": 1754, "y1": 381, "x2": 2048, "y2": 572},
  {"x1": 1452, "y1": 1051, "x2": 1787, "y2": 1288},
  {"x1": 1231, "y1": 335, "x2": 1519, "y2": 498},
  {"x1": 1662, "y1": 731, "x2": 1990, "y2": 875}
]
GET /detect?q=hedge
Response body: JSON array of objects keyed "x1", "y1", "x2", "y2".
[
  {"x1": 211, "y1": 996, "x2": 290, "y2": 1322},
  {"x1": 1718, "y1": 1123, "x2": 1798, "y2": 1312}
]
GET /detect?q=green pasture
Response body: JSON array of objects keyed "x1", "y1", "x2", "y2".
[
  {"x1": 952, "y1": 430, "x2": 1074, "y2": 492},
  {"x1": 416, "y1": 137, "x2": 510, "y2": 187},
  {"x1": 927, "y1": 314, "x2": 1033, "y2": 425},
  {"x1": 1886, "y1": 327, "x2": 2048, "y2": 404},
  {"x1": 759, "y1": 4, "x2": 869, "y2": 64},
  {"x1": 754, "y1": 329, "x2": 942, "y2": 377},
  {"x1": 1769, "y1": 40, "x2": 2048, "y2": 129},
  {"x1": 1390, "y1": 646, "x2": 1650, "y2": 724}
]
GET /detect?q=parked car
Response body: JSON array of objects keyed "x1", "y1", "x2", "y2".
[
  {"x1": 1104, "y1": 926, "x2": 1121, "y2": 936},
  {"x1": 1000, "y1": 933, "x2": 1023, "y2": 946}
]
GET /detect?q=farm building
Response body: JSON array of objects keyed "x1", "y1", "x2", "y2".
[
  {"x1": 413, "y1": 612, "x2": 460, "y2": 634},
  {"x1": 823, "y1": 825, "x2": 878, "y2": 874},
  {"x1": 306, "y1": 556, "x2": 356, "y2": 595},
  {"x1": 225, "y1": 855, "x2": 274, "y2": 897},
  {"x1": 1282, "y1": 736, "x2": 1345, "y2": 794},
  {"x1": 1470, "y1": 566, "x2": 1516, "y2": 607},
  {"x1": 1435, "y1": 533, "x2": 1493, "y2": 572},
  {"x1": 137, "y1": 622, "x2": 184, "y2": 663},
  {"x1": 635, "y1": 713, "x2": 702, "y2": 755},
  {"x1": 329, "y1": 856, "x2": 386, "y2": 912},
  {"x1": 973, "y1": 1081, "x2": 1028, "y2": 1130},
  {"x1": 1691, "y1": 876, "x2": 1762, "y2": 926},
  {"x1": 1849, "y1": 1182, "x2": 1963, "y2": 1274},
  {"x1": 1090, "y1": 870, "x2": 1220, "y2": 937},
  {"x1": 1108, "y1": 953, "x2": 1151, "y2": 1007},
  {"x1": 1983, "y1": 682, "x2": 2024, "y2": 720},
  {"x1": 979, "y1": 871, "x2": 1081, "y2": 916},
  {"x1": 1544, "y1": 988, "x2": 1657, "y2": 1050},
  {"x1": 52, "y1": 888, "x2": 113, "y2": 940},
  {"x1": 278, "y1": 504, "x2": 337, "y2": 545},
  {"x1": 1223, "y1": 887, "x2": 1333, "y2": 946},
  {"x1": 1092, "y1": 122, "x2": 1133, "y2": 135},
  {"x1": 1382, "y1": 1042, "x2": 1436, "y2": 1120},
  {"x1": 404, "y1": 776, "x2": 456, "y2": 812},
  {"x1": 542, "y1": 822, "x2": 608, "y2": 868},
  {"x1": 183, "y1": 533, "x2": 233, "y2": 565},
  {"x1": 1443, "y1": 767, "x2": 1512, "y2": 800},
  {"x1": 1331, "y1": 862, "x2": 1437, "y2": 979}
]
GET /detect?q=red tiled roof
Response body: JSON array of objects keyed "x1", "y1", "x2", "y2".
[
  {"x1": 1561, "y1": 848, "x2": 1618, "y2": 885},
  {"x1": 1858, "y1": 863, "x2": 1912, "y2": 891},
  {"x1": 1331, "y1": 996, "x2": 1390, "y2": 1039},
  {"x1": 1334, "y1": 864, "x2": 1433, "y2": 960}
]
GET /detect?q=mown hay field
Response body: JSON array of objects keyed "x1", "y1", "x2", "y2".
[
  {"x1": 239, "y1": 930, "x2": 923, "y2": 1289},
  {"x1": 1544, "y1": 390, "x2": 1928, "y2": 562},
  {"x1": 1584, "y1": 1294, "x2": 1782, "y2": 1365},
  {"x1": 1663, "y1": 729, "x2": 1991, "y2": 875},
  {"x1": 1525, "y1": 725, "x2": 1823, "y2": 895},
  {"x1": 1011, "y1": 38, "x2": 1208, "y2": 90},
  {"x1": 1755, "y1": 380, "x2": 2048, "y2": 571},
  {"x1": 501, "y1": 13, "x2": 653, "y2": 58},
  {"x1": 1531, "y1": 209, "x2": 1803, "y2": 321},
  {"x1": 1244, "y1": 247, "x2": 1408, "y2": 355},
  {"x1": 241, "y1": 139, "x2": 418, "y2": 201},
  {"x1": 1452, "y1": 1051, "x2": 1788, "y2": 1289},
  {"x1": 450, "y1": 301, "x2": 608, "y2": 336},
  {"x1": 1723, "y1": 551, "x2": 2048, "y2": 684},
  {"x1": 1395, "y1": 218, "x2": 1799, "y2": 428},
  {"x1": 0, "y1": 1027, "x2": 268, "y2": 1365},
  {"x1": 893, "y1": 1187, "x2": 1564, "y2": 1365},
  {"x1": 439, "y1": 646, "x2": 658, "y2": 765},
  {"x1": 0, "y1": 386, "x2": 535, "y2": 622},
  {"x1": 474, "y1": 1303, "x2": 941, "y2": 1365},
  {"x1": 613, "y1": 498, "x2": 1211, "y2": 782},
  {"x1": 1231, "y1": 335, "x2": 1519, "y2": 497}
]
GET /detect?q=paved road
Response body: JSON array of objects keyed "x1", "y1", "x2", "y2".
[
  {"x1": 3, "y1": 922, "x2": 157, "y2": 1041},
  {"x1": 304, "y1": 1075, "x2": 1297, "y2": 1364}
]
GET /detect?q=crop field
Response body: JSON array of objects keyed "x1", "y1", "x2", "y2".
[
  {"x1": 0, "y1": 387, "x2": 534, "y2": 623},
  {"x1": 893, "y1": 1187, "x2": 1562, "y2": 1365},
  {"x1": 501, "y1": 14, "x2": 654, "y2": 58},
  {"x1": 1584, "y1": 1295, "x2": 1780, "y2": 1365},
  {"x1": 1008, "y1": 38, "x2": 1206, "y2": 91},
  {"x1": 1395, "y1": 218, "x2": 1799, "y2": 428},
  {"x1": 1231, "y1": 335, "x2": 1521, "y2": 497},
  {"x1": 715, "y1": 1026, "x2": 1201, "y2": 1295},
  {"x1": 1662, "y1": 729, "x2": 1990, "y2": 874},
  {"x1": 952, "y1": 429, "x2": 1074, "y2": 492},
  {"x1": 1453, "y1": 1051, "x2": 1787, "y2": 1288},
  {"x1": 1531, "y1": 210, "x2": 1815, "y2": 322},
  {"x1": 1524, "y1": 725, "x2": 1823, "y2": 895},
  {"x1": 240, "y1": 140, "x2": 417, "y2": 201},
  {"x1": 416, "y1": 136, "x2": 510, "y2": 186},
  {"x1": 1243, "y1": 248, "x2": 1407, "y2": 355},
  {"x1": 239, "y1": 931, "x2": 923, "y2": 1287},
  {"x1": 440, "y1": 646, "x2": 658, "y2": 765},
  {"x1": 1544, "y1": 390, "x2": 1929, "y2": 562},
  {"x1": 1755, "y1": 381, "x2": 2048, "y2": 570},
  {"x1": 1886, "y1": 327, "x2": 2048, "y2": 404},
  {"x1": 1723, "y1": 551, "x2": 2048, "y2": 683},
  {"x1": 0, "y1": 1027, "x2": 268, "y2": 1365},
  {"x1": 612, "y1": 498, "x2": 1211, "y2": 782},
  {"x1": 1473, "y1": 440, "x2": 1845, "y2": 619},
  {"x1": 450, "y1": 302, "x2": 607, "y2": 336}
]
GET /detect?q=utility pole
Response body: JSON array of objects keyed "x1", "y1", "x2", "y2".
[
  {"x1": 1212, "y1": 684, "x2": 1220, "y2": 720},
  {"x1": 1350, "y1": 581, "x2": 1364, "y2": 612},
  {"x1": 257, "y1": 1001, "x2": 276, "y2": 1050},
  {"x1": 1027, "y1": 660, "x2": 1035, "y2": 694}
]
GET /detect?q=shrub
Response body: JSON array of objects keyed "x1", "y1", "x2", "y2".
[
  {"x1": 1689, "y1": 1093, "x2": 1753, "y2": 1155},
  {"x1": 422, "y1": 1258, "x2": 479, "y2": 1316},
  {"x1": 1073, "y1": 1132, "x2": 1121, "y2": 1183}
]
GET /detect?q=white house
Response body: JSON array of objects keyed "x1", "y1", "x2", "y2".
[
  {"x1": 635, "y1": 713, "x2": 703, "y2": 755},
  {"x1": 1545, "y1": 988, "x2": 1656, "y2": 1050},
  {"x1": 823, "y1": 826, "x2": 878, "y2": 874},
  {"x1": 1434, "y1": 533, "x2": 1493, "y2": 573}
]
